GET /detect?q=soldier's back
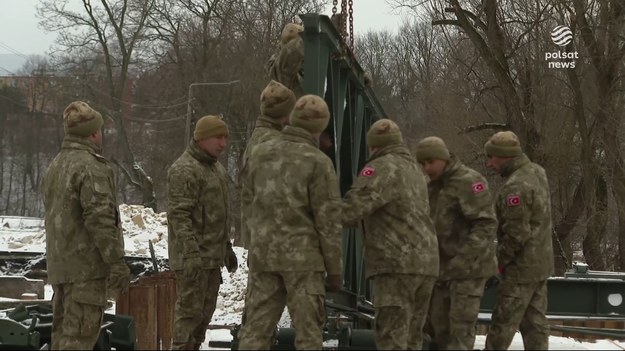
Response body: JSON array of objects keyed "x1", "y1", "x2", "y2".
[{"x1": 246, "y1": 131, "x2": 330, "y2": 272}]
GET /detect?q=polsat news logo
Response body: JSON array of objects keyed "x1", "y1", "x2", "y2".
[{"x1": 546, "y1": 25, "x2": 578, "y2": 69}]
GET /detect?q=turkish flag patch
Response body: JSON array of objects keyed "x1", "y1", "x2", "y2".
[
  {"x1": 360, "y1": 166, "x2": 376, "y2": 177},
  {"x1": 472, "y1": 181, "x2": 485, "y2": 194},
  {"x1": 507, "y1": 194, "x2": 521, "y2": 207}
]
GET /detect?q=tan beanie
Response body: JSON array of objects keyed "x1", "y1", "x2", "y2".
[
  {"x1": 281, "y1": 23, "x2": 304, "y2": 45},
  {"x1": 366, "y1": 119, "x2": 403, "y2": 148},
  {"x1": 63, "y1": 101, "x2": 103, "y2": 137},
  {"x1": 416, "y1": 136, "x2": 450, "y2": 162},
  {"x1": 484, "y1": 131, "x2": 522, "y2": 157},
  {"x1": 289, "y1": 95, "x2": 330, "y2": 133},
  {"x1": 260, "y1": 80, "x2": 296, "y2": 118},
  {"x1": 194, "y1": 115, "x2": 229, "y2": 141}
]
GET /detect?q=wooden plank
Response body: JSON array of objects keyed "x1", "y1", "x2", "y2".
[
  {"x1": 129, "y1": 285, "x2": 157, "y2": 350},
  {"x1": 156, "y1": 272, "x2": 176, "y2": 350}
]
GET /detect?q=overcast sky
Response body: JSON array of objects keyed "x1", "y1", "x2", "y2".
[{"x1": 0, "y1": 0, "x2": 408, "y2": 57}]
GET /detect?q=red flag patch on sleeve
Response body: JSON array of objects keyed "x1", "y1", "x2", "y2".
[
  {"x1": 471, "y1": 181, "x2": 485, "y2": 194},
  {"x1": 507, "y1": 194, "x2": 521, "y2": 207},
  {"x1": 360, "y1": 166, "x2": 376, "y2": 177}
]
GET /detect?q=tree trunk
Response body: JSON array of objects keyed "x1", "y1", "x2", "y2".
[{"x1": 582, "y1": 175, "x2": 608, "y2": 270}]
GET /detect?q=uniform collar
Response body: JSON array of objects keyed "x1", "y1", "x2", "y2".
[
  {"x1": 187, "y1": 140, "x2": 217, "y2": 165},
  {"x1": 61, "y1": 135, "x2": 101, "y2": 155},
  {"x1": 255, "y1": 115, "x2": 283, "y2": 131},
  {"x1": 369, "y1": 143, "x2": 412, "y2": 162},
  {"x1": 500, "y1": 154, "x2": 530, "y2": 178},
  {"x1": 439, "y1": 154, "x2": 461, "y2": 185},
  {"x1": 281, "y1": 125, "x2": 317, "y2": 147}
]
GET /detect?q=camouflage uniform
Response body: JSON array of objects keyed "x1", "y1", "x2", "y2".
[
  {"x1": 42, "y1": 101, "x2": 128, "y2": 350},
  {"x1": 239, "y1": 80, "x2": 296, "y2": 249},
  {"x1": 168, "y1": 129, "x2": 232, "y2": 350},
  {"x1": 484, "y1": 132, "x2": 554, "y2": 350},
  {"x1": 266, "y1": 24, "x2": 305, "y2": 98},
  {"x1": 423, "y1": 154, "x2": 498, "y2": 350},
  {"x1": 342, "y1": 120, "x2": 439, "y2": 350},
  {"x1": 238, "y1": 81, "x2": 295, "y2": 333},
  {"x1": 238, "y1": 96, "x2": 343, "y2": 350}
]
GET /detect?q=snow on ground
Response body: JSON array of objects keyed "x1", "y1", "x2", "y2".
[
  {"x1": 3, "y1": 209, "x2": 624, "y2": 350},
  {"x1": 1, "y1": 206, "x2": 292, "y2": 332}
]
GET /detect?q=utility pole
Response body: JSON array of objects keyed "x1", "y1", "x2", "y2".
[{"x1": 184, "y1": 80, "x2": 241, "y2": 148}]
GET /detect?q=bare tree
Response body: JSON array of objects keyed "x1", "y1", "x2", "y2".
[{"x1": 38, "y1": 0, "x2": 158, "y2": 210}]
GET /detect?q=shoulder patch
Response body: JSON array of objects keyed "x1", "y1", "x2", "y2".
[
  {"x1": 360, "y1": 166, "x2": 376, "y2": 177},
  {"x1": 471, "y1": 181, "x2": 485, "y2": 194},
  {"x1": 507, "y1": 194, "x2": 521, "y2": 207}
]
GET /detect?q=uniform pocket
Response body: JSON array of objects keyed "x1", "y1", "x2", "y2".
[{"x1": 72, "y1": 279, "x2": 107, "y2": 307}]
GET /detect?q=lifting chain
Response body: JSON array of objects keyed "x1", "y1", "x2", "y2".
[
  {"x1": 341, "y1": 0, "x2": 348, "y2": 50},
  {"x1": 348, "y1": 0, "x2": 354, "y2": 52},
  {"x1": 332, "y1": 0, "x2": 337, "y2": 17}
]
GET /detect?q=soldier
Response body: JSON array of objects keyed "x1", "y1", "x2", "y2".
[
  {"x1": 238, "y1": 95, "x2": 343, "y2": 350},
  {"x1": 239, "y1": 80, "x2": 296, "y2": 249},
  {"x1": 483, "y1": 131, "x2": 554, "y2": 350},
  {"x1": 415, "y1": 136, "x2": 498, "y2": 350},
  {"x1": 167, "y1": 115, "x2": 238, "y2": 350},
  {"x1": 341, "y1": 119, "x2": 439, "y2": 350},
  {"x1": 265, "y1": 23, "x2": 305, "y2": 98},
  {"x1": 42, "y1": 101, "x2": 130, "y2": 350}
]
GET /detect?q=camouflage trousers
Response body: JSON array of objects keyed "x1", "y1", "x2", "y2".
[
  {"x1": 51, "y1": 279, "x2": 107, "y2": 350},
  {"x1": 373, "y1": 273, "x2": 436, "y2": 350},
  {"x1": 428, "y1": 278, "x2": 487, "y2": 350},
  {"x1": 172, "y1": 268, "x2": 222, "y2": 350},
  {"x1": 485, "y1": 279, "x2": 549, "y2": 350},
  {"x1": 238, "y1": 271, "x2": 326, "y2": 350}
]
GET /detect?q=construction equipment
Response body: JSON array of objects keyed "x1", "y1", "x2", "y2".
[{"x1": 0, "y1": 303, "x2": 137, "y2": 350}]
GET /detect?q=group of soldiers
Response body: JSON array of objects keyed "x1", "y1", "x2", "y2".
[{"x1": 40, "y1": 22, "x2": 554, "y2": 351}]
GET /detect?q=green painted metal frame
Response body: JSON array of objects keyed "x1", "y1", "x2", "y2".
[{"x1": 300, "y1": 13, "x2": 387, "y2": 327}]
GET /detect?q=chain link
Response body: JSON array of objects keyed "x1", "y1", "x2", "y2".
[
  {"x1": 332, "y1": 0, "x2": 337, "y2": 17},
  {"x1": 348, "y1": 0, "x2": 354, "y2": 52}
]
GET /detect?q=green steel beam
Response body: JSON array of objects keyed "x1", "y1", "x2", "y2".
[
  {"x1": 481, "y1": 275, "x2": 625, "y2": 317},
  {"x1": 299, "y1": 13, "x2": 387, "y2": 322}
]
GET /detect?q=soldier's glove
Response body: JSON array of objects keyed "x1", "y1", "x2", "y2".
[
  {"x1": 485, "y1": 274, "x2": 502, "y2": 289},
  {"x1": 326, "y1": 274, "x2": 342, "y2": 293},
  {"x1": 225, "y1": 244, "x2": 238, "y2": 273},
  {"x1": 181, "y1": 256, "x2": 203, "y2": 280},
  {"x1": 107, "y1": 261, "x2": 131, "y2": 296}
]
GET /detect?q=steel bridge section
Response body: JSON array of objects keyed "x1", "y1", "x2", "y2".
[{"x1": 300, "y1": 13, "x2": 387, "y2": 327}]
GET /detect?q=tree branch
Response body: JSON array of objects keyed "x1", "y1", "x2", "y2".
[
  {"x1": 111, "y1": 157, "x2": 142, "y2": 188},
  {"x1": 458, "y1": 122, "x2": 510, "y2": 134}
]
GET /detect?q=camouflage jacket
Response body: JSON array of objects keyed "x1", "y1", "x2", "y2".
[
  {"x1": 239, "y1": 116, "x2": 283, "y2": 248},
  {"x1": 245, "y1": 125, "x2": 343, "y2": 275},
  {"x1": 342, "y1": 144, "x2": 439, "y2": 279},
  {"x1": 266, "y1": 37, "x2": 304, "y2": 98},
  {"x1": 42, "y1": 136, "x2": 125, "y2": 284},
  {"x1": 496, "y1": 154, "x2": 554, "y2": 282},
  {"x1": 428, "y1": 156, "x2": 498, "y2": 280},
  {"x1": 167, "y1": 140, "x2": 230, "y2": 271}
]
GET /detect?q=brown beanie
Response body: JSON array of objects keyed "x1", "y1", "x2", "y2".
[
  {"x1": 63, "y1": 101, "x2": 103, "y2": 137},
  {"x1": 281, "y1": 23, "x2": 304, "y2": 45},
  {"x1": 260, "y1": 80, "x2": 296, "y2": 118},
  {"x1": 366, "y1": 119, "x2": 403, "y2": 148},
  {"x1": 416, "y1": 136, "x2": 450, "y2": 162},
  {"x1": 194, "y1": 115, "x2": 229, "y2": 141},
  {"x1": 484, "y1": 131, "x2": 522, "y2": 157},
  {"x1": 289, "y1": 95, "x2": 330, "y2": 133}
]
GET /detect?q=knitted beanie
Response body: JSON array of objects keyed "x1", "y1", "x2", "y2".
[
  {"x1": 260, "y1": 80, "x2": 296, "y2": 118},
  {"x1": 63, "y1": 101, "x2": 103, "y2": 137},
  {"x1": 415, "y1": 136, "x2": 451, "y2": 162},
  {"x1": 484, "y1": 131, "x2": 522, "y2": 157},
  {"x1": 366, "y1": 119, "x2": 403, "y2": 148},
  {"x1": 194, "y1": 115, "x2": 229, "y2": 141}
]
